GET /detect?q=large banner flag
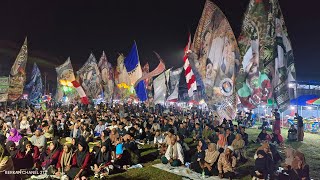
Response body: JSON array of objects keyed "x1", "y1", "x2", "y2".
[
  {"x1": 25, "y1": 63, "x2": 43, "y2": 105},
  {"x1": 0, "y1": 77, "x2": 9, "y2": 102},
  {"x1": 8, "y1": 37, "x2": 28, "y2": 101},
  {"x1": 191, "y1": 0, "x2": 239, "y2": 119},
  {"x1": 98, "y1": 51, "x2": 114, "y2": 102},
  {"x1": 235, "y1": 0, "x2": 295, "y2": 111},
  {"x1": 124, "y1": 42, "x2": 147, "y2": 101},
  {"x1": 114, "y1": 54, "x2": 130, "y2": 100},
  {"x1": 134, "y1": 52, "x2": 166, "y2": 87},
  {"x1": 167, "y1": 67, "x2": 183, "y2": 101},
  {"x1": 183, "y1": 34, "x2": 197, "y2": 97},
  {"x1": 153, "y1": 69, "x2": 170, "y2": 104},
  {"x1": 77, "y1": 53, "x2": 103, "y2": 99},
  {"x1": 56, "y1": 58, "x2": 89, "y2": 104}
]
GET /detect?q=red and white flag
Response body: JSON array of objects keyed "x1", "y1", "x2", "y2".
[{"x1": 183, "y1": 34, "x2": 197, "y2": 97}]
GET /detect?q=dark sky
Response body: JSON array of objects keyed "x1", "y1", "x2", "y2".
[{"x1": 0, "y1": 0, "x2": 319, "y2": 81}]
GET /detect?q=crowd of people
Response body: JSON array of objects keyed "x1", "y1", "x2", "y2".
[{"x1": 0, "y1": 103, "x2": 311, "y2": 180}]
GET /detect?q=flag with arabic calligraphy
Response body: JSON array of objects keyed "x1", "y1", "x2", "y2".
[{"x1": 8, "y1": 38, "x2": 28, "y2": 101}]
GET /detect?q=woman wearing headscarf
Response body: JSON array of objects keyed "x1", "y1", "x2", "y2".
[
  {"x1": 231, "y1": 134, "x2": 245, "y2": 161},
  {"x1": 217, "y1": 134, "x2": 227, "y2": 152},
  {"x1": 193, "y1": 143, "x2": 220, "y2": 176},
  {"x1": 288, "y1": 151, "x2": 310, "y2": 180},
  {"x1": 41, "y1": 140, "x2": 61, "y2": 170},
  {"x1": 5, "y1": 141, "x2": 17, "y2": 158},
  {"x1": 256, "y1": 129, "x2": 270, "y2": 143},
  {"x1": 67, "y1": 138, "x2": 90, "y2": 180},
  {"x1": 0, "y1": 145, "x2": 15, "y2": 180},
  {"x1": 7, "y1": 128, "x2": 22, "y2": 146},
  {"x1": 56, "y1": 144, "x2": 73, "y2": 177},
  {"x1": 71, "y1": 138, "x2": 78, "y2": 152},
  {"x1": 251, "y1": 150, "x2": 272, "y2": 179},
  {"x1": 218, "y1": 146, "x2": 236, "y2": 179},
  {"x1": 93, "y1": 143, "x2": 113, "y2": 178},
  {"x1": 14, "y1": 138, "x2": 40, "y2": 170},
  {"x1": 283, "y1": 148, "x2": 295, "y2": 170}
]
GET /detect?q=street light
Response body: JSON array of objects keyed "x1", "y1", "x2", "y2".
[
  {"x1": 290, "y1": 106, "x2": 295, "y2": 110},
  {"x1": 307, "y1": 106, "x2": 312, "y2": 110}
]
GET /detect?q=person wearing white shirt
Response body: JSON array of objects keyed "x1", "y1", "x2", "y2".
[
  {"x1": 161, "y1": 135, "x2": 184, "y2": 166},
  {"x1": 94, "y1": 120, "x2": 106, "y2": 136},
  {"x1": 153, "y1": 130, "x2": 164, "y2": 148}
]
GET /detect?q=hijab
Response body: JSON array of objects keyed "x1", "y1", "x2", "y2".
[
  {"x1": 47, "y1": 140, "x2": 60, "y2": 158},
  {"x1": 205, "y1": 143, "x2": 220, "y2": 164},
  {"x1": 76, "y1": 138, "x2": 89, "y2": 167},
  {"x1": 95, "y1": 144, "x2": 111, "y2": 165},
  {"x1": 217, "y1": 134, "x2": 226, "y2": 147},
  {"x1": 7, "y1": 128, "x2": 22, "y2": 143},
  {"x1": 5, "y1": 141, "x2": 17, "y2": 157},
  {"x1": 284, "y1": 148, "x2": 295, "y2": 166},
  {"x1": 292, "y1": 151, "x2": 306, "y2": 170},
  {"x1": 71, "y1": 138, "x2": 78, "y2": 152},
  {"x1": 60, "y1": 144, "x2": 73, "y2": 168},
  {"x1": 17, "y1": 137, "x2": 29, "y2": 152}
]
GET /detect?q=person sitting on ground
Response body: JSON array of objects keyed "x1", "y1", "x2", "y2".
[
  {"x1": 94, "y1": 120, "x2": 106, "y2": 137},
  {"x1": 162, "y1": 135, "x2": 184, "y2": 167},
  {"x1": 191, "y1": 139, "x2": 207, "y2": 169},
  {"x1": 217, "y1": 134, "x2": 227, "y2": 152},
  {"x1": 41, "y1": 140, "x2": 61, "y2": 171},
  {"x1": 117, "y1": 123, "x2": 127, "y2": 137},
  {"x1": 231, "y1": 134, "x2": 246, "y2": 161},
  {"x1": 239, "y1": 126, "x2": 249, "y2": 146},
  {"x1": 0, "y1": 145, "x2": 15, "y2": 180},
  {"x1": 251, "y1": 150, "x2": 272, "y2": 179},
  {"x1": 218, "y1": 146, "x2": 236, "y2": 179},
  {"x1": 70, "y1": 124, "x2": 82, "y2": 139},
  {"x1": 67, "y1": 138, "x2": 90, "y2": 180},
  {"x1": 202, "y1": 124, "x2": 213, "y2": 141},
  {"x1": 225, "y1": 128, "x2": 235, "y2": 146},
  {"x1": 7, "y1": 128, "x2": 22, "y2": 146},
  {"x1": 282, "y1": 148, "x2": 295, "y2": 170},
  {"x1": 192, "y1": 123, "x2": 202, "y2": 141},
  {"x1": 93, "y1": 143, "x2": 113, "y2": 179},
  {"x1": 256, "y1": 129, "x2": 270, "y2": 143},
  {"x1": 287, "y1": 125, "x2": 298, "y2": 141},
  {"x1": 123, "y1": 133, "x2": 140, "y2": 166},
  {"x1": 193, "y1": 143, "x2": 220, "y2": 176},
  {"x1": 288, "y1": 151, "x2": 310, "y2": 180},
  {"x1": 15, "y1": 139, "x2": 40, "y2": 170},
  {"x1": 144, "y1": 126, "x2": 153, "y2": 144},
  {"x1": 55, "y1": 143, "x2": 73, "y2": 177},
  {"x1": 154, "y1": 129, "x2": 165, "y2": 149},
  {"x1": 30, "y1": 128, "x2": 47, "y2": 152}
]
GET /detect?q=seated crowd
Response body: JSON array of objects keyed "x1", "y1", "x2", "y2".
[{"x1": 0, "y1": 104, "x2": 311, "y2": 180}]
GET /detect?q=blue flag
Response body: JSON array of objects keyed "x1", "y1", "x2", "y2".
[
  {"x1": 26, "y1": 63, "x2": 43, "y2": 105},
  {"x1": 124, "y1": 42, "x2": 147, "y2": 101}
]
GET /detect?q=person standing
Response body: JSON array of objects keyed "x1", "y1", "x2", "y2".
[
  {"x1": 272, "y1": 109, "x2": 281, "y2": 135},
  {"x1": 295, "y1": 113, "x2": 304, "y2": 141}
]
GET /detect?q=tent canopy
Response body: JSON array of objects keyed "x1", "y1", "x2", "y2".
[{"x1": 290, "y1": 95, "x2": 319, "y2": 106}]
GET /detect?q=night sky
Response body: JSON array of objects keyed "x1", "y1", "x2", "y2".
[{"x1": 0, "y1": 0, "x2": 319, "y2": 81}]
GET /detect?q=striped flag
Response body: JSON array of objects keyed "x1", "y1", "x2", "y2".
[{"x1": 183, "y1": 34, "x2": 197, "y2": 97}]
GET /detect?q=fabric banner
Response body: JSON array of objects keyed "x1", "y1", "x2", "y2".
[
  {"x1": 25, "y1": 63, "x2": 43, "y2": 105},
  {"x1": 98, "y1": 51, "x2": 114, "y2": 102},
  {"x1": 124, "y1": 42, "x2": 147, "y2": 101},
  {"x1": 55, "y1": 58, "x2": 75, "y2": 102},
  {"x1": 191, "y1": 0, "x2": 239, "y2": 118},
  {"x1": 153, "y1": 70, "x2": 170, "y2": 104},
  {"x1": 134, "y1": 54, "x2": 166, "y2": 87},
  {"x1": 114, "y1": 54, "x2": 130, "y2": 100},
  {"x1": 0, "y1": 77, "x2": 9, "y2": 94},
  {"x1": 0, "y1": 94, "x2": 8, "y2": 102},
  {"x1": 8, "y1": 38, "x2": 28, "y2": 101},
  {"x1": 235, "y1": 0, "x2": 295, "y2": 111},
  {"x1": 167, "y1": 67, "x2": 183, "y2": 101},
  {"x1": 77, "y1": 53, "x2": 103, "y2": 99}
]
